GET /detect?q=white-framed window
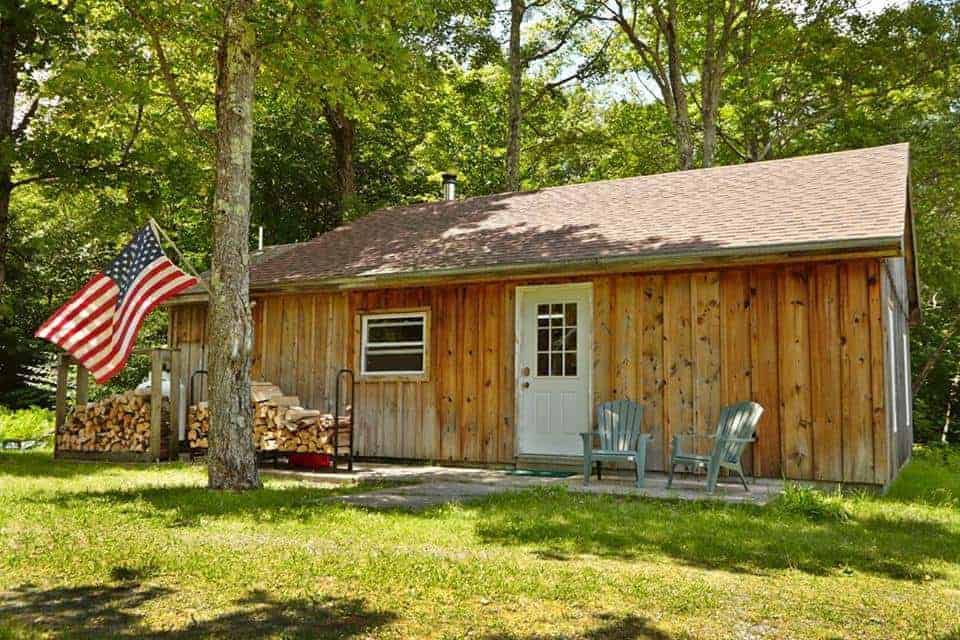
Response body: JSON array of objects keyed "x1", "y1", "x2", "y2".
[{"x1": 360, "y1": 311, "x2": 428, "y2": 376}]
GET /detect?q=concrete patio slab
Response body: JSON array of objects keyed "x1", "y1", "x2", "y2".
[
  {"x1": 260, "y1": 463, "x2": 564, "y2": 487},
  {"x1": 262, "y1": 463, "x2": 784, "y2": 510},
  {"x1": 566, "y1": 473, "x2": 784, "y2": 505}
]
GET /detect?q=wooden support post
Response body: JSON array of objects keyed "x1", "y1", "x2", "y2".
[
  {"x1": 169, "y1": 348, "x2": 181, "y2": 460},
  {"x1": 76, "y1": 366, "x2": 89, "y2": 408},
  {"x1": 55, "y1": 354, "x2": 69, "y2": 458},
  {"x1": 150, "y1": 348, "x2": 163, "y2": 460}
]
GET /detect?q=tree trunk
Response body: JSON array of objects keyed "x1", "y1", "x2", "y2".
[
  {"x1": 323, "y1": 102, "x2": 356, "y2": 227},
  {"x1": 659, "y1": 2, "x2": 695, "y2": 170},
  {"x1": 505, "y1": 0, "x2": 523, "y2": 192},
  {"x1": 700, "y1": 9, "x2": 719, "y2": 168},
  {"x1": 207, "y1": 0, "x2": 260, "y2": 491},
  {"x1": 0, "y1": 185, "x2": 10, "y2": 292},
  {"x1": 0, "y1": 10, "x2": 19, "y2": 294}
]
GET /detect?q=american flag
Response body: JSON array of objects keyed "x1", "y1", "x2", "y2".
[{"x1": 35, "y1": 224, "x2": 198, "y2": 383}]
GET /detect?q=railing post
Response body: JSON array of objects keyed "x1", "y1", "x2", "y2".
[
  {"x1": 169, "y1": 348, "x2": 181, "y2": 460},
  {"x1": 149, "y1": 348, "x2": 164, "y2": 460},
  {"x1": 54, "y1": 354, "x2": 69, "y2": 458},
  {"x1": 76, "y1": 365, "x2": 89, "y2": 408}
]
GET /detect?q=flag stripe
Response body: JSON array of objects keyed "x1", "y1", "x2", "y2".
[
  {"x1": 34, "y1": 223, "x2": 198, "y2": 384},
  {"x1": 59, "y1": 302, "x2": 114, "y2": 352},
  {"x1": 35, "y1": 275, "x2": 114, "y2": 339},
  {"x1": 63, "y1": 302, "x2": 117, "y2": 356},
  {"x1": 90, "y1": 275, "x2": 197, "y2": 382},
  {"x1": 46, "y1": 286, "x2": 119, "y2": 345},
  {"x1": 84, "y1": 260, "x2": 186, "y2": 370},
  {"x1": 87, "y1": 266, "x2": 195, "y2": 376}
]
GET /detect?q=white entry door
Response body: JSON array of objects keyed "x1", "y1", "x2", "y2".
[{"x1": 516, "y1": 283, "x2": 593, "y2": 456}]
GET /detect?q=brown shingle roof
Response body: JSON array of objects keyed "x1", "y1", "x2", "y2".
[
  {"x1": 185, "y1": 143, "x2": 912, "y2": 296},
  {"x1": 252, "y1": 144, "x2": 910, "y2": 287}
]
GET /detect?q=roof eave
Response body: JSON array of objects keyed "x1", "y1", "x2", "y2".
[{"x1": 164, "y1": 236, "x2": 904, "y2": 305}]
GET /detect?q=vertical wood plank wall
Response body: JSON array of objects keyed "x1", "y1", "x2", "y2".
[{"x1": 168, "y1": 258, "x2": 893, "y2": 483}]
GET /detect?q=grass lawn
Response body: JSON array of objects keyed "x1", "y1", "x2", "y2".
[{"x1": 1, "y1": 449, "x2": 959, "y2": 639}]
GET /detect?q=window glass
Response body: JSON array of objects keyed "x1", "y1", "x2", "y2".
[
  {"x1": 363, "y1": 313, "x2": 426, "y2": 375},
  {"x1": 537, "y1": 353, "x2": 549, "y2": 376},
  {"x1": 535, "y1": 301, "x2": 578, "y2": 376}
]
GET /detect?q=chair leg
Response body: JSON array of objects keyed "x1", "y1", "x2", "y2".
[
  {"x1": 706, "y1": 461, "x2": 720, "y2": 494},
  {"x1": 596, "y1": 461, "x2": 602, "y2": 481},
  {"x1": 737, "y1": 467, "x2": 749, "y2": 492},
  {"x1": 583, "y1": 452, "x2": 591, "y2": 486},
  {"x1": 667, "y1": 461, "x2": 675, "y2": 489},
  {"x1": 635, "y1": 439, "x2": 647, "y2": 489}
]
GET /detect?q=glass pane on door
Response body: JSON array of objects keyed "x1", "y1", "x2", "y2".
[{"x1": 535, "y1": 302, "x2": 578, "y2": 376}]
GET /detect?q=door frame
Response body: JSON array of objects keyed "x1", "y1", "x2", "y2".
[{"x1": 514, "y1": 281, "x2": 594, "y2": 457}]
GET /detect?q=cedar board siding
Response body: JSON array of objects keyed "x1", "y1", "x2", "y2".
[{"x1": 169, "y1": 258, "x2": 897, "y2": 484}]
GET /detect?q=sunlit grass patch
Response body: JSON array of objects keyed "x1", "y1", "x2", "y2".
[{"x1": 1, "y1": 447, "x2": 960, "y2": 638}]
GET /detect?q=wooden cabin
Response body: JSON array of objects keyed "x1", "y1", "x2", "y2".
[{"x1": 168, "y1": 144, "x2": 919, "y2": 487}]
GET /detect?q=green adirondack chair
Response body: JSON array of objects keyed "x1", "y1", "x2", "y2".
[
  {"x1": 580, "y1": 400, "x2": 652, "y2": 488},
  {"x1": 667, "y1": 401, "x2": 763, "y2": 493}
]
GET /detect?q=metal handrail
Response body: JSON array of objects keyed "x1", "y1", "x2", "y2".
[{"x1": 333, "y1": 368, "x2": 355, "y2": 472}]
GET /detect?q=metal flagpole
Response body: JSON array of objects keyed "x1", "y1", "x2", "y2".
[{"x1": 147, "y1": 217, "x2": 211, "y2": 294}]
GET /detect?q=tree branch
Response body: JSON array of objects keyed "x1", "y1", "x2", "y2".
[
  {"x1": 11, "y1": 101, "x2": 146, "y2": 191},
  {"x1": 13, "y1": 97, "x2": 39, "y2": 140},
  {"x1": 522, "y1": 34, "x2": 612, "y2": 112},
  {"x1": 125, "y1": 3, "x2": 213, "y2": 147},
  {"x1": 120, "y1": 101, "x2": 145, "y2": 164},
  {"x1": 523, "y1": 14, "x2": 587, "y2": 64}
]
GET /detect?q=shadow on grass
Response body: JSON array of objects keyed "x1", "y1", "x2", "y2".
[
  {"x1": 39, "y1": 482, "x2": 404, "y2": 528},
  {"x1": 481, "y1": 613, "x2": 673, "y2": 639},
  {"x1": 0, "y1": 450, "x2": 128, "y2": 479},
  {"x1": 0, "y1": 583, "x2": 395, "y2": 639},
  {"x1": 466, "y1": 487, "x2": 960, "y2": 582}
]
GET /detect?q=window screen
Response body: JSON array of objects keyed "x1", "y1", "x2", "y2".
[{"x1": 362, "y1": 313, "x2": 426, "y2": 375}]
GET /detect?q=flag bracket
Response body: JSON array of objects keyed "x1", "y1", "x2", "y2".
[{"x1": 148, "y1": 217, "x2": 211, "y2": 295}]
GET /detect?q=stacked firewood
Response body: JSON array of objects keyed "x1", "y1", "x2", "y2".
[
  {"x1": 56, "y1": 390, "x2": 168, "y2": 452},
  {"x1": 187, "y1": 381, "x2": 350, "y2": 453}
]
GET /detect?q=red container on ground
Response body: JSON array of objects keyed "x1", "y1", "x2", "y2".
[{"x1": 288, "y1": 452, "x2": 334, "y2": 470}]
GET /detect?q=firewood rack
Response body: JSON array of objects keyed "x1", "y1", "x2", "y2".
[
  {"x1": 332, "y1": 368, "x2": 356, "y2": 472},
  {"x1": 187, "y1": 368, "x2": 208, "y2": 459},
  {"x1": 183, "y1": 367, "x2": 355, "y2": 471}
]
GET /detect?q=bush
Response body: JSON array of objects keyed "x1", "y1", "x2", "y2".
[
  {"x1": 0, "y1": 406, "x2": 54, "y2": 442},
  {"x1": 772, "y1": 484, "x2": 852, "y2": 523}
]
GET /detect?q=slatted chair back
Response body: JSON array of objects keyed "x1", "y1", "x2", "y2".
[
  {"x1": 714, "y1": 401, "x2": 763, "y2": 464},
  {"x1": 596, "y1": 400, "x2": 644, "y2": 452}
]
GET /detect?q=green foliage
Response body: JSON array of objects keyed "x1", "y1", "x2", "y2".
[
  {"x1": 771, "y1": 484, "x2": 853, "y2": 523},
  {"x1": 887, "y1": 444, "x2": 960, "y2": 506},
  {"x1": 0, "y1": 406, "x2": 53, "y2": 442}
]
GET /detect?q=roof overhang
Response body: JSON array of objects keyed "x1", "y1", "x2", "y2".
[
  {"x1": 166, "y1": 236, "x2": 903, "y2": 306},
  {"x1": 904, "y1": 176, "x2": 922, "y2": 324}
]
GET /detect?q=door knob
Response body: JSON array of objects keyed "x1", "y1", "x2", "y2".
[{"x1": 521, "y1": 381, "x2": 530, "y2": 389}]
